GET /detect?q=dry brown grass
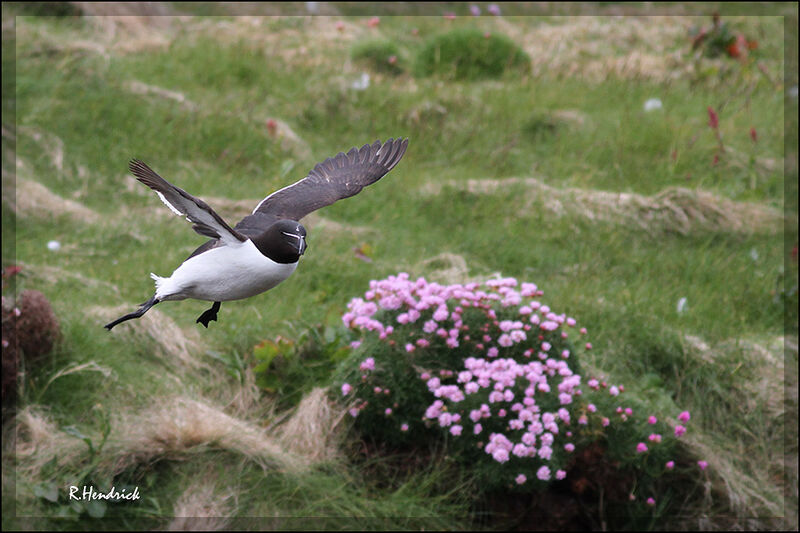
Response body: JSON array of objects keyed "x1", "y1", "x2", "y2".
[
  {"x1": 17, "y1": 262, "x2": 121, "y2": 296},
  {"x1": 416, "y1": 253, "x2": 472, "y2": 285},
  {"x1": 14, "y1": 407, "x2": 88, "y2": 480},
  {"x1": 679, "y1": 429, "x2": 784, "y2": 524},
  {"x1": 117, "y1": 390, "x2": 348, "y2": 474},
  {"x1": 497, "y1": 16, "x2": 697, "y2": 82},
  {"x1": 89, "y1": 305, "x2": 208, "y2": 371},
  {"x1": 106, "y1": 396, "x2": 301, "y2": 475},
  {"x1": 13, "y1": 396, "x2": 305, "y2": 501},
  {"x1": 189, "y1": 16, "x2": 360, "y2": 69},
  {"x1": 125, "y1": 80, "x2": 198, "y2": 111},
  {"x1": 14, "y1": 387, "x2": 348, "y2": 493},
  {"x1": 276, "y1": 387, "x2": 347, "y2": 463},
  {"x1": 673, "y1": 334, "x2": 790, "y2": 525},
  {"x1": 11, "y1": 178, "x2": 100, "y2": 223},
  {"x1": 70, "y1": 3, "x2": 175, "y2": 54},
  {"x1": 421, "y1": 177, "x2": 784, "y2": 235},
  {"x1": 168, "y1": 470, "x2": 237, "y2": 530}
]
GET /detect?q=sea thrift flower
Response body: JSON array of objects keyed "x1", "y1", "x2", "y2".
[
  {"x1": 648, "y1": 415, "x2": 657, "y2": 425},
  {"x1": 367, "y1": 16, "x2": 380, "y2": 27},
  {"x1": 341, "y1": 383, "x2": 352, "y2": 396},
  {"x1": 385, "y1": 408, "x2": 392, "y2": 415},
  {"x1": 648, "y1": 433, "x2": 662, "y2": 443},
  {"x1": 647, "y1": 497, "x2": 656, "y2": 506},
  {"x1": 515, "y1": 474, "x2": 527, "y2": 485},
  {"x1": 698, "y1": 460, "x2": 708, "y2": 470},
  {"x1": 555, "y1": 469, "x2": 566, "y2": 480},
  {"x1": 400, "y1": 423, "x2": 409, "y2": 432},
  {"x1": 359, "y1": 357, "x2": 375, "y2": 371},
  {"x1": 678, "y1": 411, "x2": 691, "y2": 423},
  {"x1": 536, "y1": 466, "x2": 551, "y2": 481},
  {"x1": 609, "y1": 386, "x2": 619, "y2": 396},
  {"x1": 666, "y1": 461, "x2": 675, "y2": 470},
  {"x1": 636, "y1": 442, "x2": 648, "y2": 453},
  {"x1": 675, "y1": 425, "x2": 687, "y2": 437},
  {"x1": 492, "y1": 448, "x2": 510, "y2": 463},
  {"x1": 470, "y1": 4, "x2": 481, "y2": 15}
]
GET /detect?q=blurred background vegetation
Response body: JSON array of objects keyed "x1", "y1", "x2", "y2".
[{"x1": 2, "y1": 2, "x2": 797, "y2": 530}]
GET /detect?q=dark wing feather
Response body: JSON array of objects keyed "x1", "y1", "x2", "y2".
[
  {"x1": 129, "y1": 160, "x2": 246, "y2": 246},
  {"x1": 251, "y1": 138, "x2": 408, "y2": 221}
]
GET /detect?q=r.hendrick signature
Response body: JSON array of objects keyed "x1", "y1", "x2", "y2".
[{"x1": 69, "y1": 485, "x2": 140, "y2": 501}]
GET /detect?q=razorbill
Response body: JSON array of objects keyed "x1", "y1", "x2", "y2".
[{"x1": 104, "y1": 138, "x2": 408, "y2": 330}]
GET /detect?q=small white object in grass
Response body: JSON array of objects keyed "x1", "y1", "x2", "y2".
[
  {"x1": 644, "y1": 98, "x2": 663, "y2": 112},
  {"x1": 47, "y1": 240, "x2": 61, "y2": 251},
  {"x1": 749, "y1": 248, "x2": 759, "y2": 261},
  {"x1": 676, "y1": 297, "x2": 688, "y2": 314},
  {"x1": 351, "y1": 72, "x2": 370, "y2": 91}
]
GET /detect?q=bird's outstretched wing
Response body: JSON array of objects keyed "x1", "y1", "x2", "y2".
[
  {"x1": 129, "y1": 159, "x2": 246, "y2": 246},
  {"x1": 250, "y1": 138, "x2": 408, "y2": 221}
]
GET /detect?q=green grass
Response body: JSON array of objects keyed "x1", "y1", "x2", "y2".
[{"x1": 4, "y1": 6, "x2": 797, "y2": 531}]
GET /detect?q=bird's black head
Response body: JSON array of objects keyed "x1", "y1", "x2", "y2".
[{"x1": 252, "y1": 220, "x2": 307, "y2": 264}]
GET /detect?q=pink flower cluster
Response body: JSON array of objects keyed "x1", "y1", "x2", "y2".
[
  {"x1": 341, "y1": 274, "x2": 588, "y2": 483},
  {"x1": 421, "y1": 355, "x2": 581, "y2": 471},
  {"x1": 340, "y1": 273, "x2": 703, "y2": 492},
  {"x1": 342, "y1": 274, "x2": 579, "y2": 360}
]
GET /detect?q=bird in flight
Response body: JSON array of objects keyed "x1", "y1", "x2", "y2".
[{"x1": 105, "y1": 138, "x2": 409, "y2": 330}]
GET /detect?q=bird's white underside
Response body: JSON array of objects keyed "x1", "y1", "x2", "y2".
[{"x1": 151, "y1": 240, "x2": 298, "y2": 302}]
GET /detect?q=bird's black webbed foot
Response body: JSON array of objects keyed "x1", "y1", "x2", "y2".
[{"x1": 196, "y1": 301, "x2": 221, "y2": 328}]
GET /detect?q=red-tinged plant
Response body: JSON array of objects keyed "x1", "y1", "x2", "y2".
[
  {"x1": 707, "y1": 106, "x2": 719, "y2": 130},
  {"x1": 689, "y1": 15, "x2": 758, "y2": 61},
  {"x1": 707, "y1": 106, "x2": 725, "y2": 159}
]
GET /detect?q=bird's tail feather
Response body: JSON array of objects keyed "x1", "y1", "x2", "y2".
[{"x1": 150, "y1": 272, "x2": 166, "y2": 292}]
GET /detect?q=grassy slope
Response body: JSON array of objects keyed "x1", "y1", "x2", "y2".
[{"x1": 3, "y1": 6, "x2": 797, "y2": 530}]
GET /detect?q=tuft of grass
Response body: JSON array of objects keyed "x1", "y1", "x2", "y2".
[
  {"x1": 414, "y1": 27, "x2": 531, "y2": 80},
  {"x1": 351, "y1": 39, "x2": 405, "y2": 75}
]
